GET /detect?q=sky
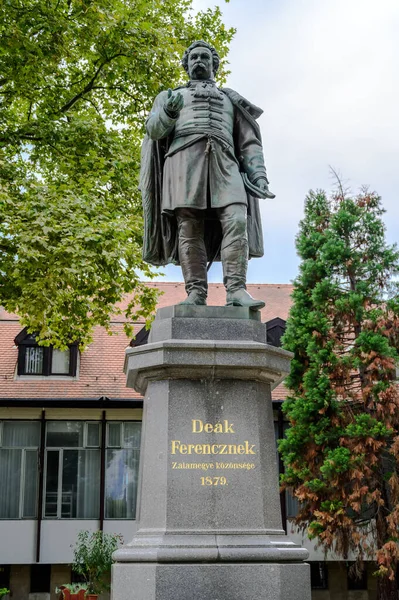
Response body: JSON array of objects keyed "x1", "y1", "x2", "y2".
[{"x1": 156, "y1": 0, "x2": 399, "y2": 284}]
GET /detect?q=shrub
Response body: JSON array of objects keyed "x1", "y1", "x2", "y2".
[{"x1": 71, "y1": 530, "x2": 123, "y2": 594}]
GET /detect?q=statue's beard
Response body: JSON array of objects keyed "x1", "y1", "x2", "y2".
[{"x1": 191, "y1": 64, "x2": 210, "y2": 79}]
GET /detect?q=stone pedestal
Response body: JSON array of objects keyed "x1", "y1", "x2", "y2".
[{"x1": 112, "y1": 306, "x2": 310, "y2": 600}]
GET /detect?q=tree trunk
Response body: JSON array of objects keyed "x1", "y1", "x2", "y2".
[
  {"x1": 376, "y1": 504, "x2": 398, "y2": 600},
  {"x1": 377, "y1": 576, "x2": 398, "y2": 600}
]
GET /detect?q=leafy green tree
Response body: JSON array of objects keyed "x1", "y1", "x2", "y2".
[
  {"x1": 280, "y1": 186, "x2": 399, "y2": 600},
  {"x1": 0, "y1": 0, "x2": 234, "y2": 347}
]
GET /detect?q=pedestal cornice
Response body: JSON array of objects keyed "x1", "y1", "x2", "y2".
[{"x1": 124, "y1": 339, "x2": 293, "y2": 396}]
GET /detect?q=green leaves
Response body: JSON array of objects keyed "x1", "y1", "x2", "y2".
[
  {"x1": 0, "y1": 0, "x2": 235, "y2": 347},
  {"x1": 344, "y1": 414, "x2": 393, "y2": 439},
  {"x1": 72, "y1": 530, "x2": 122, "y2": 594},
  {"x1": 319, "y1": 447, "x2": 351, "y2": 478}
]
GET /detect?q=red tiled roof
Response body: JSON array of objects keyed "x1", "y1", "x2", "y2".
[
  {"x1": 0, "y1": 322, "x2": 143, "y2": 400},
  {"x1": 0, "y1": 282, "x2": 293, "y2": 401},
  {"x1": 272, "y1": 383, "x2": 288, "y2": 401},
  {"x1": 116, "y1": 282, "x2": 294, "y2": 322}
]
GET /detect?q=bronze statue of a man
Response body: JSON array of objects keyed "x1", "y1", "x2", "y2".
[{"x1": 140, "y1": 40, "x2": 274, "y2": 309}]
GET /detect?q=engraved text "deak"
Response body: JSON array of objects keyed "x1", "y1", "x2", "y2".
[{"x1": 192, "y1": 419, "x2": 235, "y2": 434}]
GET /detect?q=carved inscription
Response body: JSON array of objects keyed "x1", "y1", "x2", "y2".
[{"x1": 170, "y1": 420, "x2": 256, "y2": 486}]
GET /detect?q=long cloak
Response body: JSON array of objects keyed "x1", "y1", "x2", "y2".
[{"x1": 140, "y1": 87, "x2": 265, "y2": 266}]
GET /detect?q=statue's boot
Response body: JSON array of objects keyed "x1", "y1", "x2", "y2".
[
  {"x1": 176, "y1": 209, "x2": 208, "y2": 305},
  {"x1": 226, "y1": 287, "x2": 265, "y2": 310},
  {"x1": 221, "y1": 215, "x2": 265, "y2": 311},
  {"x1": 180, "y1": 290, "x2": 207, "y2": 306}
]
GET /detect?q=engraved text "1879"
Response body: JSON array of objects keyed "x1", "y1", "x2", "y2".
[{"x1": 201, "y1": 476, "x2": 227, "y2": 486}]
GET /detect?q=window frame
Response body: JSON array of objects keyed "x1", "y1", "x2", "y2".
[
  {"x1": 0, "y1": 419, "x2": 142, "y2": 522},
  {"x1": 273, "y1": 418, "x2": 300, "y2": 519},
  {"x1": 15, "y1": 328, "x2": 78, "y2": 377},
  {"x1": 0, "y1": 421, "x2": 40, "y2": 519},
  {"x1": 105, "y1": 421, "x2": 141, "y2": 520},
  {"x1": 43, "y1": 421, "x2": 101, "y2": 520},
  {"x1": 310, "y1": 561, "x2": 329, "y2": 590}
]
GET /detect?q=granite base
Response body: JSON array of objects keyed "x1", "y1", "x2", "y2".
[
  {"x1": 112, "y1": 307, "x2": 310, "y2": 600},
  {"x1": 112, "y1": 562, "x2": 311, "y2": 600}
]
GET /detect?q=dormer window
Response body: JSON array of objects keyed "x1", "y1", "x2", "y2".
[{"x1": 15, "y1": 329, "x2": 78, "y2": 377}]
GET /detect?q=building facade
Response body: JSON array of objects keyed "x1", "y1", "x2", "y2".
[{"x1": 0, "y1": 283, "x2": 376, "y2": 600}]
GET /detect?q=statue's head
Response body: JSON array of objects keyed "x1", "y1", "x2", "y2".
[{"x1": 182, "y1": 40, "x2": 220, "y2": 81}]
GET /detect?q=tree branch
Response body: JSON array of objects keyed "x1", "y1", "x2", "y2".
[
  {"x1": 59, "y1": 54, "x2": 127, "y2": 114},
  {"x1": 0, "y1": 133, "x2": 42, "y2": 143},
  {"x1": 329, "y1": 165, "x2": 349, "y2": 200},
  {"x1": 82, "y1": 96, "x2": 102, "y2": 116},
  {"x1": 92, "y1": 84, "x2": 137, "y2": 100}
]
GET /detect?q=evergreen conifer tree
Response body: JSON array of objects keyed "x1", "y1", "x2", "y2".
[{"x1": 280, "y1": 186, "x2": 399, "y2": 600}]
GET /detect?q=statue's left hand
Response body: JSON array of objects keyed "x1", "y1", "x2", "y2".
[{"x1": 253, "y1": 177, "x2": 276, "y2": 199}]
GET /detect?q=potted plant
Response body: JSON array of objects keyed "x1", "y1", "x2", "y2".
[
  {"x1": 56, "y1": 584, "x2": 87, "y2": 600},
  {"x1": 71, "y1": 530, "x2": 123, "y2": 599},
  {"x1": 0, "y1": 589, "x2": 9, "y2": 599}
]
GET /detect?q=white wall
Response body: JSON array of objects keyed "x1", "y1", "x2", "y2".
[
  {"x1": 103, "y1": 520, "x2": 138, "y2": 547},
  {"x1": 287, "y1": 522, "x2": 360, "y2": 561},
  {"x1": 0, "y1": 521, "x2": 36, "y2": 563},
  {"x1": 40, "y1": 520, "x2": 139, "y2": 563},
  {"x1": 0, "y1": 520, "x2": 138, "y2": 564},
  {"x1": 0, "y1": 517, "x2": 355, "y2": 564},
  {"x1": 40, "y1": 520, "x2": 99, "y2": 563}
]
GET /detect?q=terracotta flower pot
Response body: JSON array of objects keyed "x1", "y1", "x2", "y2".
[
  {"x1": 58, "y1": 588, "x2": 70, "y2": 600},
  {"x1": 58, "y1": 589, "x2": 87, "y2": 600},
  {"x1": 85, "y1": 595, "x2": 98, "y2": 600}
]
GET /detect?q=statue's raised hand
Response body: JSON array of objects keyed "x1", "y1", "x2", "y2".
[{"x1": 164, "y1": 88, "x2": 184, "y2": 118}]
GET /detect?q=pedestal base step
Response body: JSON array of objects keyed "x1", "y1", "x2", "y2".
[
  {"x1": 112, "y1": 562, "x2": 311, "y2": 600},
  {"x1": 113, "y1": 532, "x2": 309, "y2": 563}
]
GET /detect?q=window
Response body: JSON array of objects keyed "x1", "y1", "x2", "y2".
[
  {"x1": 30, "y1": 564, "x2": 51, "y2": 593},
  {"x1": 106, "y1": 422, "x2": 141, "y2": 519},
  {"x1": 266, "y1": 317, "x2": 286, "y2": 347},
  {"x1": 44, "y1": 422, "x2": 101, "y2": 519},
  {"x1": 0, "y1": 422, "x2": 40, "y2": 518},
  {"x1": 0, "y1": 565, "x2": 10, "y2": 588},
  {"x1": 310, "y1": 562, "x2": 328, "y2": 589},
  {"x1": 273, "y1": 419, "x2": 299, "y2": 519},
  {"x1": 285, "y1": 490, "x2": 299, "y2": 518},
  {"x1": 0, "y1": 420, "x2": 141, "y2": 521},
  {"x1": 15, "y1": 329, "x2": 78, "y2": 377},
  {"x1": 347, "y1": 563, "x2": 368, "y2": 590}
]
